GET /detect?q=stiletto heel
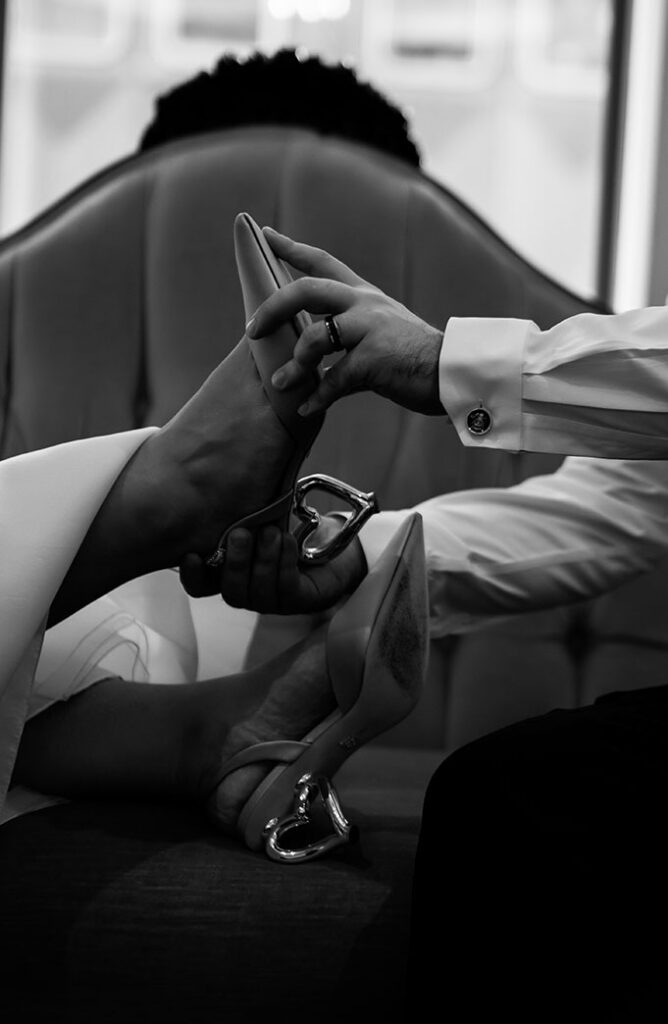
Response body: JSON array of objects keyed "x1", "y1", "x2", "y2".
[
  {"x1": 205, "y1": 213, "x2": 378, "y2": 569},
  {"x1": 209, "y1": 511, "x2": 428, "y2": 863}
]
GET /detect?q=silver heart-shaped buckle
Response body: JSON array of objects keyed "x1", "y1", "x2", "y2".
[
  {"x1": 293, "y1": 474, "x2": 379, "y2": 564},
  {"x1": 263, "y1": 772, "x2": 358, "y2": 864}
]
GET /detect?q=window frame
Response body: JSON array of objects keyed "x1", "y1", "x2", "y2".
[{"x1": 0, "y1": 0, "x2": 642, "y2": 307}]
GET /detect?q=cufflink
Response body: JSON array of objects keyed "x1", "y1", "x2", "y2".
[{"x1": 466, "y1": 405, "x2": 492, "y2": 436}]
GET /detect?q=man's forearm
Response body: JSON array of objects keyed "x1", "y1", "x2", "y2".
[
  {"x1": 441, "y1": 307, "x2": 668, "y2": 460},
  {"x1": 360, "y1": 456, "x2": 668, "y2": 637}
]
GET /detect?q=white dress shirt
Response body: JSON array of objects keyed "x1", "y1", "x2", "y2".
[
  {"x1": 6, "y1": 305, "x2": 668, "y2": 822},
  {"x1": 442, "y1": 307, "x2": 668, "y2": 458},
  {"x1": 360, "y1": 306, "x2": 668, "y2": 635}
]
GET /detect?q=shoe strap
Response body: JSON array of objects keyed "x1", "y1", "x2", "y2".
[
  {"x1": 207, "y1": 490, "x2": 294, "y2": 567},
  {"x1": 215, "y1": 739, "x2": 311, "y2": 786}
]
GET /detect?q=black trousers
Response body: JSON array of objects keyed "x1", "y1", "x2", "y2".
[{"x1": 407, "y1": 685, "x2": 668, "y2": 1022}]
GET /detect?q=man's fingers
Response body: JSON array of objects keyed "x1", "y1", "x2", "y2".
[
  {"x1": 249, "y1": 277, "x2": 352, "y2": 338},
  {"x1": 263, "y1": 227, "x2": 364, "y2": 287},
  {"x1": 276, "y1": 533, "x2": 308, "y2": 614},
  {"x1": 299, "y1": 354, "x2": 361, "y2": 416},
  {"x1": 269, "y1": 314, "x2": 346, "y2": 388},
  {"x1": 245, "y1": 526, "x2": 282, "y2": 612},
  {"x1": 219, "y1": 528, "x2": 254, "y2": 608}
]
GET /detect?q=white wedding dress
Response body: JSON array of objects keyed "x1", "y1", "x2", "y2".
[{"x1": 0, "y1": 429, "x2": 262, "y2": 825}]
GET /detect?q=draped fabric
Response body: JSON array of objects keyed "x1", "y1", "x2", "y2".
[
  {"x1": 0, "y1": 429, "x2": 292, "y2": 827},
  {"x1": 0, "y1": 428, "x2": 191, "y2": 823}
]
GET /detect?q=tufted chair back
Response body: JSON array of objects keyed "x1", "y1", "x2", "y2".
[{"x1": 0, "y1": 125, "x2": 656, "y2": 752}]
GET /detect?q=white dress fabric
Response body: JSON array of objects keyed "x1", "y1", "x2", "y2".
[{"x1": 0, "y1": 428, "x2": 260, "y2": 825}]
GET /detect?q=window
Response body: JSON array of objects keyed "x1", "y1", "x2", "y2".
[
  {"x1": 361, "y1": 0, "x2": 615, "y2": 297},
  {"x1": 0, "y1": 0, "x2": 618, "y2": 299}
]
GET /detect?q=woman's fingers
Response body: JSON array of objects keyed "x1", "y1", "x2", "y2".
[
  {"x1": 263, "y1": 227, "x2": 364, "y2": 287},
  {"x1": 221, "y1": 526, "x2": 301, "y2": 613},
  {"x1": 217, "y1": 519, "x2": 366, "y2": 616}
]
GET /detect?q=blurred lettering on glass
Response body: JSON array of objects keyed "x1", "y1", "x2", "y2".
[{"x1": 0, "y1": 0, "x2": 614, "y2": 297}]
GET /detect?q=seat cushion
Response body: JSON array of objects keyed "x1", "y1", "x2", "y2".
[{"x1": 0, "y1": 746, "x2": 442, "y2": 1024}]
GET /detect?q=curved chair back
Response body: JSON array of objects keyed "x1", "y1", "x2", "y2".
[{"x1": 2, "y1": 125, "x2": 651, "y2": 752}]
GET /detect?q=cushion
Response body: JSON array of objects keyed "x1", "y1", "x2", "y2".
[{"x1": 0, "y1": 746, "x2": 443, "y2": 1023}]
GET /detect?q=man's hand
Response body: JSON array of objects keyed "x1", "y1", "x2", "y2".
[
  {"x1": 247, "y1": 228, "x2": 446, "y2": 418},
  {"x1": 219, "y1": 517, "x2": 368, "y2": 615}
]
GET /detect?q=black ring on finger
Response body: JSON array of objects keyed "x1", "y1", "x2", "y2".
[{"x1": 324, "y1": 314, "x2": 344, "y2": 352}]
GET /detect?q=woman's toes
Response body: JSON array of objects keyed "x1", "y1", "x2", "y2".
[
  {"x1": 203, "y1": 633, "x2": 335, "y2": 836},
  {"x1": 207, "y1": 744, "x2": 268, "y2": 832}
]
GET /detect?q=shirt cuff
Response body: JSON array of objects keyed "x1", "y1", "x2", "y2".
[{"x1": 440, "y1": 317, "x2": 531, "y2": 451}]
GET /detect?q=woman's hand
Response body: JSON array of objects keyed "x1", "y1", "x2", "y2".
[
  {"x1": 218, "y1": 517, "x2": 368, "y2": 615},
  {"x1": 247, "y1": 228, "x2": 447, "y2": 418}
]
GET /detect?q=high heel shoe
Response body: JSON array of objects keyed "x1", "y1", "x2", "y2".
[
  {"x1": 205, "y1": 213, "x2": 378, "y2": 570},
  {"x1": 208, "y1": 511, "x2": 428, "y2": 863}
]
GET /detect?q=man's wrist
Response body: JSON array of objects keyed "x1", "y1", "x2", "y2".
[
  {"x1": 439, "y1": 316, "x2": 528, "y2": 451},
  {"x1": 421, "y1": 323, "x2": 448, "y2": 416}
]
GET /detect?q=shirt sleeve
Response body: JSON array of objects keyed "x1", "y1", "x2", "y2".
[
  {"x1": 441, "y1": 307, "x2": 668, "y2": 459},
  {"x1": 358, "y1": 456, "x2": 668, "y2": 637}
]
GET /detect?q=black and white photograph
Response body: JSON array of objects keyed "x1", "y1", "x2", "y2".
[{"x1": 0, "y1": 1, "x2": 665, "y2": 1020}]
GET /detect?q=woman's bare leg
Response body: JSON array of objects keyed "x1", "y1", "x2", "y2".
[
  {"x1": 49, "y1": 337, "x2": 305, "y2": 624},
  {"x1": 12, "y1": 629, "x2": 335, "y2": 830}
]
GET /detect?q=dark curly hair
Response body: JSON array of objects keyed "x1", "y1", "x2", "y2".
[{"x1": 139, "y1": 48, "x2": 421, "y2": 167}]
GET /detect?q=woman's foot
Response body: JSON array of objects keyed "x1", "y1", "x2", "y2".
[
  {"x1": 12, "y1": 634, "x2": 334, "y2": 816},
  {"x1": 185, "y1": 514, "x2": 427, "y2": 849},
  {"x1": 181, "y1": 627, "x2": 336, "y2": 833},
  {"x1": 128, "y1": 335, "x2": 318, "y2": 572}
]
